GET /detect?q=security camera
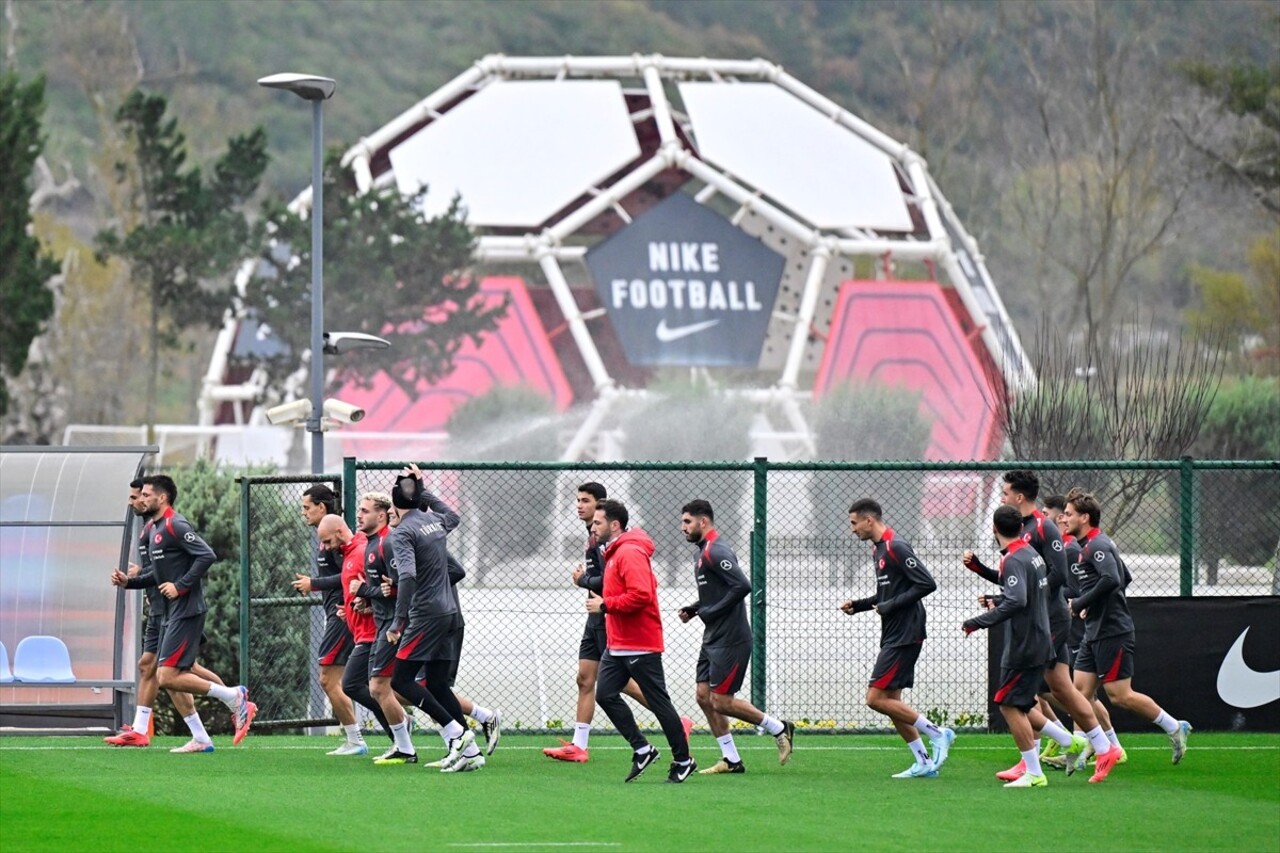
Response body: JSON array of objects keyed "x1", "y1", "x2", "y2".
[
  {"x1": 265, "y1": 399, "x2": 312, "y2": 425},
  {"x1": 323, "y1": 398, "x2": 365, "y2": 424},
  {"x1": 323, "y1": 331, "x2": 392, "y2": 355}
]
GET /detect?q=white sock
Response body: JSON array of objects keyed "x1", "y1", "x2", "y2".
[
  {"x1": 442, "y1": 719, "x2": 466, "y2": 741},
  {"x1": 1035, "y1": 736, "x2": 1044, "y2": 753},
  {"x1": 1152, "y1": 711, "x2": 1180, "y2": 735},
  {"x1": 390, "y1": 721, "x2": 415, "y2": 754},
  {"x1": 906, "y1": 737, "x2": 933, "y2": 768},
  {"x1": 342, "y1": 723, "x2": 365, "y2": 745},
  {"x1": 912, "y1": 714, "x2": 943, "y2": 740},
  {"x1": 184, "y1": 713, "x2": 210, "y2": 743},
  {"x1": 1040, "y1": 720, "x2": 1074, "y2": 748},
  {"x1": 635, "y1": 743, "x2": 654, "y2": 756},
  {"x1": 716, "y1": 733, "x2": 741, "y2": 763},
  {"x1": 1106, "y1": 727, "x2": 1123, "y2": 747},
  {"x1": 1021, "y1": 747, "x2": 1043, "y2": 776},
  {"x1": 206, "y1": 683, "x2": 238, "y2": 706},
  {"x1": 131, "y1": 706, "x2": 152, "y2": 733},
  {"x1": 572, "y1": 722, "x2": 591, "y2": 750},
  {"x1": 759, "y1": 714, "x2": 785, "y2": 736},
  {"x1": 469, "y1": 705, "x2": 493, "y2": 724},
  {"x1": 1085, "y1": 725, "x2": 1110, "y2": 755}
]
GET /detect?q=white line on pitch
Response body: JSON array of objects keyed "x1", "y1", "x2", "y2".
[{"x1": 447, "y1": 844, "x2": 621, "y2": 849}]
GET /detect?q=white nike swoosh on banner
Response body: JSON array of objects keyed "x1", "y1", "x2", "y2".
[
  {"x1": 655, "y1": 318, "x2": 720, "y2": 342},
  {"x1": 1216, "y1": 627, "x2": 1280, "y2": 709}
]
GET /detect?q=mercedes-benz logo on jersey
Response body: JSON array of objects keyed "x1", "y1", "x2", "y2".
[
  {"x1": 1007, "y1": 575, "x2": 1019, "y2": 587},
  {"x1": 1094, "y1": 551, "x2": 1105, "y2": 562},
  {"x1": 1052, "y1": 539, "x2": 1063, "y2": 551},
  {"x1": 720, "y1": 559, "x2": 732, "y2": 570},
  {"x1": 905, "y1": 557, "x2": 918, "y2": 568},
  {"x1": 1217, "y1": 627, "x2": 1280, "y2": 709},
  {"x1": 184, "y1": 532, "x2": 196, "y2": 543}
]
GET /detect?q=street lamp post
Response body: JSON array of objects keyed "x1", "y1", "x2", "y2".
[{"x1": 258, "y1": 73, "x2": 337, "y2": 474}]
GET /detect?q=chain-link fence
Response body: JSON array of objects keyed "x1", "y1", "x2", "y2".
[
  {"x1": 237, "y1": 474, "x2": 341, "y2": 729},
  {"x1": 239, "y1": 459, "x2": 1279, "y2": 733}
]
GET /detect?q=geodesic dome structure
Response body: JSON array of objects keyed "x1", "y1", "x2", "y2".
[{"x1": 207, "y1": 54, "x2": 1032, "y2": 462}]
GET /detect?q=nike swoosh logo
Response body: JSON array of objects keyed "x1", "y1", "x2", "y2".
[
  {"x1": 655, "y1": 318, "x2": 720, "y2": 342},
  {"x1": 1216, "y1": 627, "x2": 1280, "y2": 709}
]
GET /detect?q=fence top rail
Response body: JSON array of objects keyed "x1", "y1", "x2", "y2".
[
  {"x1": 235, "y1": 474, "x2": 342, "y2": 485},
  {"x1": 346, "y1": 458, "x2": 1277, "y2": 473}
]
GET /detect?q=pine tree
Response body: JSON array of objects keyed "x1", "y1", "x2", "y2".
[
  {"x1": 96, "y1": 89, "x2": 269, "y2": 435},
  {"x1": 0, "y1": 72, "x2": 58, "y2": 418}
]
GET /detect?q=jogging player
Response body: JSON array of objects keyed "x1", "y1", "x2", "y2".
[
  {"x1": 963, "y1": 470, "x2": 1112, "y2": 781},
  {"x1": 678, "y1": 499, "x2": 794, "y2": 774},
  {"x1": 587, "y1": 499, "x2": 694, "y2": 783},
  {"x1": 1061, "y1": 489, "x2": 1192, "y2": 767},
  {"x1": 1043, "y1": 493, "x2": 1126, "y2": 770},
  {"x1": 839, "y1": 498, "x2": 955, "y2": 779},
  {"x1": 290, "y1": 484, "x2": 360, "y2": 750},
  {"x1": 964, "y1": 506, "x2": 1096, "y2": 787},
  {"x1": 105, "y1": 478, "x2": 228, "y2": 751},
  {"x1": 383, "y1": 472, "x2": 484, "y2": 773},
  {"x1": 544, "y1": 482, "x2": 659, "y2": 763},
  {"x1": 111, "y1": 475, "x2": 254, "y2": 748},
  {"x1": 317, "y1": 513, "x2": 396, "y2": 756}
]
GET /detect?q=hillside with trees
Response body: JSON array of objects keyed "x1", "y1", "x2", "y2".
[{"x1": 1, "y1": 0, "x2": 1276, "y2": 439}]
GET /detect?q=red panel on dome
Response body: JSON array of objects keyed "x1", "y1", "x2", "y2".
[
  {"x1": 331, "y1": 277, "x2": 572, "y2": 452},
  {"x1": 813, "y1": 281, "x2": 1001, "y2": 461}
]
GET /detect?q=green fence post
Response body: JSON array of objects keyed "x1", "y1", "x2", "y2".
[
  {"x1": 751, "y1": 456, "x2": 768, "y2": 711},
  {"x1": 342, "y1": 457, "x2": 357, "y2": 528},
  {"x1": 238, "y1": 476, "x2": 251, "y2": 687},
  {"x1": 1179, "y1": 455, "x2": 1196, "y2": 597}
]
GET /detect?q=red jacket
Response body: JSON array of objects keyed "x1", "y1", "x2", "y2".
[
  {"x1": 340, "y1": 531, "x2": 376, "y2": 645},
  {"x1": 601, "y1": 528, "x2": 664, "y2": 653}
]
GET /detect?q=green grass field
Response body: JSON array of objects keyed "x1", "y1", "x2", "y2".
[{"x1": 2, "y1": 731, "x2": 1277, "y2": 851}]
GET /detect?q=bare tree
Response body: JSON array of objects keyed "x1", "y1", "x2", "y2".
[
  {"x1": 1003, "y1": 2, "x2": 1201, "y2": 350},
  {"x1": 992, "y1": 315, "x2": 1225, "y2": 534}
]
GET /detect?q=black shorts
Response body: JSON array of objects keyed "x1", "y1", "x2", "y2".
[
  {"x1": 1075, "y1": 634, "x2": 1135, "y2": 683},
  {"x1": 578, "y1": 619, "x2": 608, "y2": 663},
  {"x1": 142, "y1": 612, "x2": 162, "y2": 655},
  {"x1": 1049, "y1": 619, "x2": 1072, "y2": 667},
  {"x1": 370, "y1": 632, "x2": 398, "y2": 679},
  {"x1": 318, "y1": 615, "x2": 353, "y2": 667},
  {"x1": 158, "y1": 613, "x2": 205, "y2": 671},
  {"x1": 697, "y1": 641, "x2": 751, "y2": 696},
  {"x1": 869, "y1": 643, "x2": 921, "y2": 690},
  {"x1": 1067, "y1": 619, "x2": 1087, "y2": 671},
  {"x1": 445, "y1": 623, "x2": 464, "y2": 687},
  {"x1": 395, "y1": 612, "x2": 457, "y2": 664},
  {"x1": 995, "y1": 665, "x2": 1044, "y2": 712}
]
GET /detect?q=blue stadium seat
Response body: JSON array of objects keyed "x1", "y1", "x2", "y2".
[
  {"x1": 12, "y1": 636, "x2": 76, "y2": 683},
  {"x1": 0, "y1": 641, "x2": 12, "y2": 683}
]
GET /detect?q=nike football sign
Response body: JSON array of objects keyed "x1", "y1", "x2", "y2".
[{"x1": 586, "y1": 193, "x2": 785, "y2": 366}]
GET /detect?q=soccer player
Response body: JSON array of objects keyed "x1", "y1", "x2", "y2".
[
  {"x1": 354, "y1": 494, "x2": 419, "y2": 764},
  {"x1": 544, "y1": 482, "x2": 659, "y2": 763},
  {"x1": 838, "y1": 498, "x2": 955, "y2": 779},
  {"x1": 1061, "y1": 489, "x2": 1192, "y2": 770},
  {"x1": 963, "y1": 506, "x2": 1060, "y2": 788},
  {"x1": 111, "y1": 475, "x2": 254, "y2": 749},
  {"x1": 290, "y1": 484, "x2": 361, "y2": 751},
  {"x1": 586, "y1": 499, "x2": 694, "y2": 783},
  {"x1": 316, "y1": 512, "x2": 395, "y2": 756},
  {"x1": 384, "y1": 472, "x2": 485, "y2": 773},
  {"x1": 1042, "y1": 493, "x2": 1126, "y2": 771},
  {"x1": 105, "y1": 478, "x2": 229, "y2": 751},
  {"x1": 677, "y1": 499, "x2": 794, "y2": 774},
  {"x1": 963, "y1": 470, "x2": 1111, "y2": 781}
]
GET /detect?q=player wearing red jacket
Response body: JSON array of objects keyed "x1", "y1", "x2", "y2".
[{"x1": 586, "y1": 499, "x2": 694, "y2": 783}]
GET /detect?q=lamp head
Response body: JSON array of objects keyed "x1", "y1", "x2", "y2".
[{"x1": 258, "y1": 73, "x2": 336, "y2": 101}]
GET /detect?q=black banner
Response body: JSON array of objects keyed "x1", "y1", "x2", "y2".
[
  {"x1": 585, "y1": 192, "x2": 785, "y2": 367},
  {"x1": 987, "y1": 597, "x2": 1280, "y2": 732}
]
